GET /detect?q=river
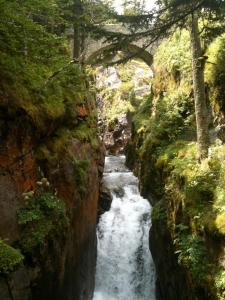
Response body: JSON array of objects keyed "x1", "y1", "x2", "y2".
[{"x1": 93, "y1": 156, "x2": 156, "y2": 300}]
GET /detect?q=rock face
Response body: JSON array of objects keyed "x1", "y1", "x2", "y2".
[
  {"x1": 98, "y1": 184, "x2": 112, "y2": 217},
  {"x1": 149, "y1": 224, "x2": 194, "y2": 300},
  {"x1": 96, "y1": 63, "x2": 152, "y2": 155},
  {"x1": 0, "y1": 108, "x2": 105, "y2": 300},
  {"x1": 103, "y1": 114, "x2": 132, "y2": 155},
  {"x1": 127, "y1": 136, "x2": 225, "y2": 300},
  {"x1": 0, "y1": 111, "x2": 36, "y2": 244},
  {"x1": 32, "y1": 139, "x2": 104, "y2": 300}
]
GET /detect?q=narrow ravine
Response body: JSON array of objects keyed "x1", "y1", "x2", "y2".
[{"x1": 93, "y1": 156, "x2": 156, "y2": 300}]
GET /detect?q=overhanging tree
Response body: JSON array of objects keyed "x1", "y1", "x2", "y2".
[{"x1": 88, "y1": 0, "x2": 225, "y2": 159}]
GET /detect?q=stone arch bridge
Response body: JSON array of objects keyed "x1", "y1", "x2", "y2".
[{"x1": 68, "y1": 24, "x2": 155, "y2": 67}]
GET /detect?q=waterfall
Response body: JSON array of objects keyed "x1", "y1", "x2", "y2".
[{"x1": 93, "y1": 156, "x2": 156, "y2": 300}]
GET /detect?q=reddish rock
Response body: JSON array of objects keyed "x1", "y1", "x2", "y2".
[
  {"x1": 0, "y1": 125, "x2": 36, "y2": 243},
  {"x1": 32, "y1": 138, "x2": 104, "y2": 300},
  {"x1": 77, "y1": 105, "x2": 89, "y2": 117},
  {"x1": 0, "y1": 109, "x2": 104, "y2": 300}
]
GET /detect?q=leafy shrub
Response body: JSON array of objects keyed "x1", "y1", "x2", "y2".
[
  {"x1": 185, "y1": 173, "x2": 216, "y2": 202},
  {"x1": 18, "y1": 180, "x2": 68, "y2": 254},
  {"x1": 151, "y1": 200, "x2": 167, "y2": 224},
  {"x1": 174, "y1": 233, "x2": 210, "y2": 283},
  {"x1": 214, "y1": 269, "x2": 225, "y2": 300},
  {"x1": 153, "y1": 29, "x2": 192, "y2": 89},
  {"x1": 149, "y1": 89, "x2": 194, "y2": 144},
  {"x1": 0, "y1": 240, "x2": 24, "y2": 274}
]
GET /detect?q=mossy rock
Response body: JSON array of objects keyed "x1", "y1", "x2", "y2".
[
  {"x1": 215, "y1": 212, "x2": 225, "y2": 235},
  {"x1": 0, "y1": 240, "x2": 24, "y2": 274},
  {"x1": 72, "y1": 158, "x2": 90, "y2": 197}
]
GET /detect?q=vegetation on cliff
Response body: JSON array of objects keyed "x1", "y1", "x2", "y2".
[
  {"x1": 126, "y1": 29, "x2": 225, "y2": 299},
  {"x1": 0, "y1": 0, "x2": 103, "y2": 141},
  {"x1": 96, "y1": 0, "x2": 225, "y2": 159},
  {"x1": 0, "y1": 0, "x2": 102, "y2": 290},
  {"x1": 0, "y1": 241, "x2": 24, "y2": 274},
  {"x1": 17, "y1": 179, "x2": 69, "y2": 254},
  {"x1": 96, "y1": 60, "x2": 152, "y2": 126}
]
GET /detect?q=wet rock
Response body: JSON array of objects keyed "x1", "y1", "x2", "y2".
[
  {"x1": 103, "y1": 114, "x2": 131, "y2": 155},
  {"x1": 113, "y1": 187, "x2": 125, "y2": 198},
  {"x1": 0, "y1": 278, "x2": 11, "y2": 300},
  {"x1": 113, "y1": 128, "x2": 123, "y2": 139},
  {"x1": 149, "y1": 225, "x2": 194, "y2": 300},
  {"x1": 96, "y1": 67, "x2": 121, "y2": 90},
  {"x1": 98, "y1": 185, "x2": 112, "y2": 216},
  {"x1": 9, "y1": 267, "x2": 32, "y2": 300}
]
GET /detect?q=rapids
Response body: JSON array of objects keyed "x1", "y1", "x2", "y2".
[{"x1": 93, "y1": 156, "x2": 156, "y2": 300}]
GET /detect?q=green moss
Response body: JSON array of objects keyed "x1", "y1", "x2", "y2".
[
  {"x1": 18, "y1": 186, "x2": 68, "y2": 254},
  {"x1": 72, "y1": 158, "x2": 90, "y2": 197},
  {"x1": 1, "y1": 55, "x2": 86, "y2": 132},
  {"x1": 37, "y1": 128, "x2": 71, "y2": 167},
  {"x1": 151, "y1": 200, "x2": 167, "y2": 224},
  {"x1": 73, "y1": 123, "x2": 99, "y2": 149},
  {"x1": 0, "y1": 1, "x2": 99, "y2": 142},
  {"x1": 0, "y1": 240, "x2": 24, "y2": 274},
  {"x1": 159, "y1": 144, "x2": 225, "y2": 296},
  {"x1": 206, "y1": 34, "x2": 225, "y2": 114},
  {"x1": 133, "y1": 93, "x2": 152, "y2": 131}
]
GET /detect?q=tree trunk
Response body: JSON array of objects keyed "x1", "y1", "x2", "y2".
[
  {"x1": 73, "y1": 0, "x2": 83, "y2": 59},
  {"x1": 190, "y1": 12, "x2": 210, "y2": 160}
]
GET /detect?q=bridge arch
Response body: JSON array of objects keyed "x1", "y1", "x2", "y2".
[{"x1": 86, "y1": 43, "x2": 153, "y2": 67}]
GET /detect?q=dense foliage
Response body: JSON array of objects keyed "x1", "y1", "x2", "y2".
[
  {"x1": 17, "y1": 179, "x2": 69, "y2": 254},
  {"x1": 0, "y1": 0, "x2": 86, "y2": 130},
  {"x1": 206, "y1": 34, "x2": 225, "y2": 115},
  {"x1": 126, "y1": 28, "x2": 225, "y2": 299}
]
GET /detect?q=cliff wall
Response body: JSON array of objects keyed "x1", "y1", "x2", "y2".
[
  {"x1": 126, "y1": 31, "x2": 225, "y2": 300},
  {"x1": 0, "y1": 87, "x2": 104, "y2": 300}
]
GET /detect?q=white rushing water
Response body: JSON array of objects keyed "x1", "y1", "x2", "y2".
[{"x1": 93, "y1": 156, "x2": 156, "y2": 300}]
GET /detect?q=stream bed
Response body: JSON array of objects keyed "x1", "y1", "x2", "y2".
[{"x1": 93, "y1": 156, "x2": 156, "y2": 300}]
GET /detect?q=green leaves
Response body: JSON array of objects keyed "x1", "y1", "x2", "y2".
[
  {"x1": 0, "y1": 0, "x2": 86, "y2": 124},
  {"x1": 174, "y1": 233, "x2": 210, "y2": 283},
  {"x1": 17, "y1": 191, "x2": 68, "y2": 254}
]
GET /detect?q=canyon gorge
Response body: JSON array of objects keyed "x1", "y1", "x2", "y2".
[{"x1": 0, "y1": 1, "x2": 225, "y2": 300}]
